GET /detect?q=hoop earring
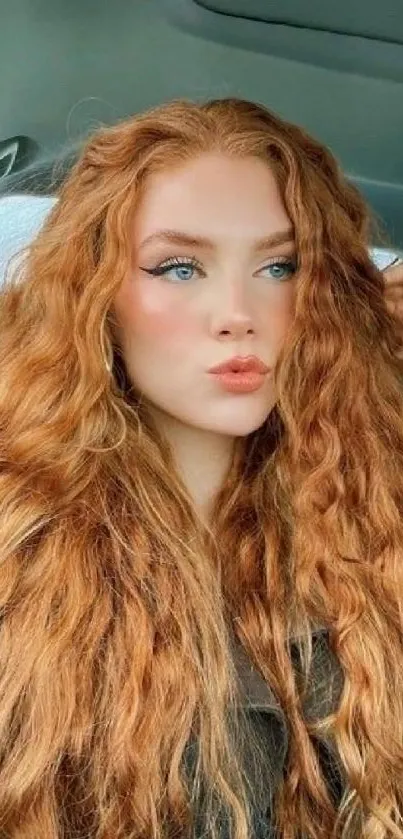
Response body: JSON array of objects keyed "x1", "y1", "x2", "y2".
[
  {"x1": 100, "y1": 319, "x2": 113, "y2": 373},
  {"x1": 104, "y1": 353, "x2": 113, "y2": 374}
]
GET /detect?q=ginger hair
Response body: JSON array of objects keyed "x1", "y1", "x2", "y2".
[{"x1": 0, "y1": 97, "x2": 403, "y2": 838}]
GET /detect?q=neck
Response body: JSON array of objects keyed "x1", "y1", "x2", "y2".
[{"x1": 148, "y1": 408, "x2": 236, "y2": 526}]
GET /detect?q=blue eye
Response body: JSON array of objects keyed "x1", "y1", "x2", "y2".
[
  {"x1": 140, "y1": 256, "x2": 202, "y2": 282},
  {"x1": 140, "y1": 255, "x2": 297, "y2": 283},
  {"x1": 262, "y1": 258, "x2": 297, "y2": 280}
]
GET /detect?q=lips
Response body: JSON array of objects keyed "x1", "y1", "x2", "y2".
[{"x1": 208, "y1": 355, "x2": 270, "y2": 374}]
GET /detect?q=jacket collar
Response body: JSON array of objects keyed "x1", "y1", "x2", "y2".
[
  {"x1": 229, "y1": 622, "x2": 344, "y2": 721},
  {"x1": 228, "y1": 623, "x2": 346, "y2": 809},
  {"x1": 182, "y1": 623, "x2": 346, "y2": 822}
]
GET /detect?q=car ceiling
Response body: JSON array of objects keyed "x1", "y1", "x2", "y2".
[{"x1": 1, "y1": 0, "x2": 402, "y2": 247}]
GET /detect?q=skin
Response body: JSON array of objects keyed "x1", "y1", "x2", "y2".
[{"x1": 112, "y1": 153, "x2": 298, "y2": 522}]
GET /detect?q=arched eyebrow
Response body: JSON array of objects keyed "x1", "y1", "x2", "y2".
[{"x1": 139, "y1": 228, "x2": 295, "y2": 253}]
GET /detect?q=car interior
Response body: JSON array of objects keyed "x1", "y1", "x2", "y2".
[{"x1": 0, "y1": 0, "x2": 402, "y2": 261}]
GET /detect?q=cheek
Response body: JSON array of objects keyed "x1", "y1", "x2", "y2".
[
  {"x1": 114, "y1": 278, "x2": 197, "y2": 346},
  {"x1": 268, "y1": 286, "x2": 296, "y2": 335}
]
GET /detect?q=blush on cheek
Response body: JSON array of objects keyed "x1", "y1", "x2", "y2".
[
  {"x1": 133, "y1": 310, "x2": 197, "y2": 361},
  {"x1": 115, "y1": 276, "x2": 197, "y2": 344},
  {"x1": 129, "y1": 283, "x2": 196, "y2": 339},
  {"x1": 143, "y1": 308, "x2": 196, "y2": 339}
]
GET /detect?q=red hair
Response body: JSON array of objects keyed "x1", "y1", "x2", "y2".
[{"x1": 0, "y1": 97, "x2": 402, "y2": 838}]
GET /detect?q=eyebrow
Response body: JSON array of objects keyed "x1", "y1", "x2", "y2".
[{"x1": 139, "y1": 228, "x2": 295, "y2": 252}]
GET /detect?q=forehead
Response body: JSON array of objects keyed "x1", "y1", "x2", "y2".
[{"x1": 132, "y1": 153, "x2": 291, "y2": 244}]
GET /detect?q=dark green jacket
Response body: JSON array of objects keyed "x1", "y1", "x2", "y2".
[{"x1": 185, "y1": 624, "x2": 346, "y2": 838}]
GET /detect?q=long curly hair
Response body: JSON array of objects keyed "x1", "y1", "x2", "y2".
[{"x1": 0, "y1": 97, "x2": 403, "y2": 839}]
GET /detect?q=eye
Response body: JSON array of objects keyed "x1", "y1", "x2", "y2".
[
  {"x1": 260, "y1": 257, "x2": 297, "y2": 281},
  {"x1": 139, "y1": 256, "x2": 204, "y2": 283},
  {"x1": 139, "y1": 255, "x2": 298, "y2": 283}
]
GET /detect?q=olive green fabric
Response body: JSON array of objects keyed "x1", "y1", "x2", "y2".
[{"x1": 183, "y1": 625, "x2": 346, "y2": 836}]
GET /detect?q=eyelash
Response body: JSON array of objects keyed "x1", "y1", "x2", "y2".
[{"x1": 140, "y1": 254, "x2": 297, "y2": 282}]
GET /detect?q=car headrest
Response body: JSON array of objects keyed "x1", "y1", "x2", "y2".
[{"x1": 0, "y1": 194, "x2": 57, "y2": 286}]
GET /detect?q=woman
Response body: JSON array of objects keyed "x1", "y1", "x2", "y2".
[{"x1": 0, "y1": 97, "x2": 402, "y2": 839}]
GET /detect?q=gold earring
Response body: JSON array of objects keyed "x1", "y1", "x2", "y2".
[{"x1": 100, "y1": 320, "x2": 113, "y2": 373}]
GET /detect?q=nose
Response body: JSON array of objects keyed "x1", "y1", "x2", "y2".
[{"x1": 210, "y1": 279, "x2": 256, "y2": 340}]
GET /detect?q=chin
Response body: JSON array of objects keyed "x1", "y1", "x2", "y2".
[
  {"x1": 222, "y1": 403, "x2": 274, "y2": 436},
  {"x1": 228, "y1": 421, "x2": 269, "y2": 437},
  {"x1": 209, "y1": 413, "x2": 271, "y2": 438}
]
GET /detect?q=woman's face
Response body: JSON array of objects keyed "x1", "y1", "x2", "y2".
[{"x1": 112, "y1": 153, "x2": 298, "y2": 439}]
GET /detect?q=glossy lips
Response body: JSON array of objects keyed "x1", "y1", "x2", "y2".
[
  {"x1": 208, "y1": 355, "x2": 270, "y2": 374},
  {"x1": 208, "y1": 355, "x2": 271, "y2": 393}
]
